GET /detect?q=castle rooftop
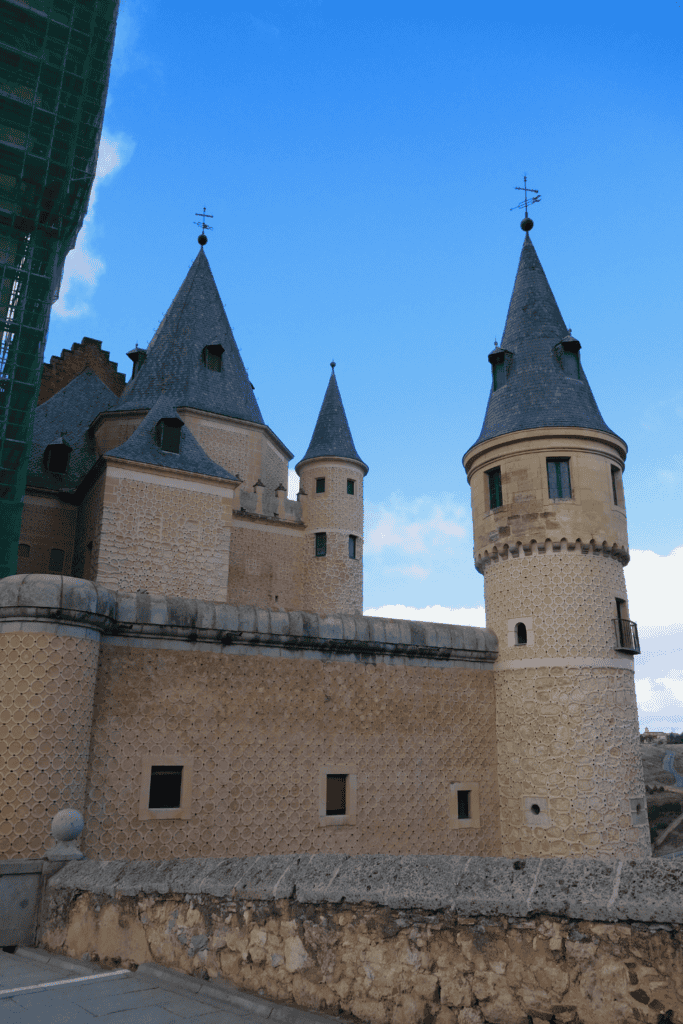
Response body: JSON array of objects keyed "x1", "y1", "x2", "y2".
[
  {"x1": 116, "y1": 248, "x2": 264, "y2": 426},
  {"x1": 297, "y1": 365, "x2": 368, "y2": 473},
  {"x1": 468, "y1": 233, "x2": 622, "y2": 452}
]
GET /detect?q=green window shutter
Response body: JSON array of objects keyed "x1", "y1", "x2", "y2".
[
  {"x1": 487, "y1": 468, "x2": 502, "y2": 509},
  {"x1": 547, "y1": 459, "x2": 571, "y2": 500}
]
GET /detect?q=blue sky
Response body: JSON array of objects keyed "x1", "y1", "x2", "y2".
[{"x1": 46, "y1": 0, "x2": 682, "y2": 728}]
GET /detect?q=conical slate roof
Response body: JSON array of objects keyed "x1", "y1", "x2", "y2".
[
  {"x1": 470, "y1": 233, "x2": 619, "y2": 449},
  {"x1": 297, "y1": 367, "x2": 368, "y2": 473},
  {"x1": 116, "y1": 248, "x2": 264, "y2": 425},
  {"x1": 106, "y1": 394, "x2": 238, "y2": 481}
]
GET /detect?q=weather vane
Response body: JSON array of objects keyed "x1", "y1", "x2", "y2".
[
  {"x1": 194, "y1": 207, "x2": 214, "y2": 246},
  {"x1": 510, "y1": 176, "x2": 541, "y2": 231}
]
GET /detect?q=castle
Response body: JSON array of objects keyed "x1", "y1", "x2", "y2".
[{"x1": 0, "y1": 225, "x2": 650, "y2": 863}]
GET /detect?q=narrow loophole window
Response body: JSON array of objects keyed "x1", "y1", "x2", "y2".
[
  {"x1": 457, "y1": 790, "x2": 471, "y2": 820},
  {"x1": 315, "y1": 477, "x2": 325, "y2": 493},
  {"x1": 487, "y1": 467, "x2": 502, "y2": 510},
  {"x1": 349, "y1": 535, "x2": 357, "y2": 559},
  {"x1": 515, "y1": 622, "x2": 527, "y2": 645},
  {"x1": 611, "y1": 466, "x2": 620, "y2": 505},
  {"x1": 18, "y1": 543, "x2": 30, "y2": 558},
  {"x1": 315, "y1": 532, "x2": 327, "y2": 557},
  {"x1": 547, "y1": 458, "x2": 571, "y2": 500},
  {"x1": 326, "y1": 774, "x2": 346, "y2": 815},
  {"x1": 148, "y1": 766, "x2": 183, "y2": 809}
]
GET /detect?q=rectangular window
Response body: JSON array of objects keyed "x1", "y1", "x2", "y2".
[
  {"x1": 148, "y1": 765, "x2": 183, "y2": 809},
  {"x1": 457, "y1": 790, "x2": 471, "y2": 820},
  {"x1": 547, "y1": 458, "x2": 571, "y2": 500},
  {"x1": 349, "y1": 535, "x2": 357, "y2": 559},
  {"x1": 611, "y1": 466, "x2": 620, "y2": 505},
  {"x1": 487, "y1": 467, "x2": 502, "y2": 510},
  {"x1": 18, "y1": 543, "x2": 30, "y2": 558},
  {"x1": 326, "y1": 774, "x2": 347, "y2": 815},
  {"x1": 315, "y1": 532, "x2": 327, "y2": 557},
  {"x1": 347, "y1": 479, "x2": 355, "y2": 495},
  {"x1": 315, "y1": 477, "x2": 325, "y2": 493},
  {"x1": 48, "y1": 548, "x2": 65, "y2": 573}
]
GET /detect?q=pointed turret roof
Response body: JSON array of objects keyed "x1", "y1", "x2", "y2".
[
  {"x1": 469, "y1": 233, "x2": 620, "y2": 450},
  {"x1": 106, "y1": 394, "x2": 238, "y2": 481},
  {"x1": 296, "y1": 365, "x2": 368, "y2": 473},
  {"x1": 116, "y1": 248, "x2": 264, "y2": 425}
]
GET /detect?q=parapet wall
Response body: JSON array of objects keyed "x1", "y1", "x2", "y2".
[{"x1": 42, "y1": 855, "x2": 683, "y2": 1024}]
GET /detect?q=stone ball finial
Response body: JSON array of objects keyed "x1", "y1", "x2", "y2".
[
  {"x1": 520, "y1": 217, "x2": 534, "y2": 232},
  {"x1": 47, "y1": 809, "x2": 85, "y2": 861}
]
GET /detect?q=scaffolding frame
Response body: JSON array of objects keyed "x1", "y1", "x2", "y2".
[{"x1": 0, "y1": 0, "x2": 119, "y2": 578}]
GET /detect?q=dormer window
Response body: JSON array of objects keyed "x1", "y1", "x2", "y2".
[
  {"x1": 202, "y1": 345, "x2": 224, "y2": 372},
  {"x1": 155, "y1": 417, "x2": 183, "y2": 454},
  {"x1": 43, "y1": 438, "x2": 71, "y2": 474},
  {"x1": 488, "y1": 347, "x2": 511, "y2": 391},
  {"x1": 559, "y1": 335, "x2": 581, "y2": 379}
]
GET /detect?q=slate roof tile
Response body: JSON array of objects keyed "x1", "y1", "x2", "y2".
[
  {"x1": 27, "y1": 369, "x2": 118, "y2": 493},
  {"x1": 468, "y1": 233, "x2": 623, "y2": 453},
  {"x1": 116, "y1": 248, "x2": 264, "y2": 425},
  {"x1": 297, "y1": 367, "x2": 368, "y2": 472}
]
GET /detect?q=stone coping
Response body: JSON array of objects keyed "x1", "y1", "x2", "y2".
[
  {"x1": 0, "y1": 576, "x2": 497, "y2": 661},
  {"x1": 48, "y1": 854, "x2": 683, "y2": 924}
]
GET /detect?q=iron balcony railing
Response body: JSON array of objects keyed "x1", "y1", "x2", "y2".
[{"x1": 614, "y1": 618, "x2": 640, "y2": 654}]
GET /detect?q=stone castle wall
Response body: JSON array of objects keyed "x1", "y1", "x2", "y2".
[
  {"x1": 95, "y1": 464, "x2": 234, "y2": 601},
  {"x1": 484, "y1": 546, "x2": 649, "y2": 860},
  {"x1": 226, "y1": 517, "x2": 304, "y2": 609},
  {"x1": 0, "y1": 576, "x2": 499, "y2": 862},
  {"x1": 16, "y1": 495, "x2": 78, "y2": 576},
  {"x1": 0, "y1": 628, "x2": 101, "y2": 858},
  {"x1": 41, "y1": 855, "x2": 683, "y2": 1024}
]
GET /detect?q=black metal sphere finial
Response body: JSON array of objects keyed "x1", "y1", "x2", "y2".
[
  {"x1": 198, "y1": 233, "x2": 208, "y2": 246},
  {"x1": 330, "y1": 360, "x2": 336, "y2": 369},
  {"x1": 520, "y1": 217, "x2": 534, "y2": 232}
]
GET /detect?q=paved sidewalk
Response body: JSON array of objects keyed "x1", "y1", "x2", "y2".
[{"x1": 0, "y1": 948, "x2": 348, "y2": 1024}]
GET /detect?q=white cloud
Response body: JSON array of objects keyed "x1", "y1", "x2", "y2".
[
  {"x1": 636, "y1": 669, "x2": 683, "y2": 733},
  {"x1": 364, "y1": 604, "x2": 486, "y2": 627},
  {"x1": 365, "y1": 493, "x2": 468, "y2": 555},
  {"x1": 52, "y1": 131, "x2": 135, "y2": 318},
  {"x1": 625, "y1": 546, "x2": 683, "y2": 638}
]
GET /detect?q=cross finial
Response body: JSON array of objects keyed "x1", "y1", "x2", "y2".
[
  {"x1": 510, "y1": 176, "x2": 541, "y2": 231},
  {"x1": 194, "y1": 206, "x2": 214, "y2": 246}
]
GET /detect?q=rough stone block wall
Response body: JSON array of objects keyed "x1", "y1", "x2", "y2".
[
  {"x1": 38, "y1": 337, "x2": 126, "y2": 405},
  {"x1": 72, "y1": 473, "x2": 105, "y2": 580},
  {"x1": 95, "y1": 470, "x2": 232, "y2": 601},
  {"x1": 0, "y1": 630, "x2": 100, "y2": 858},
  {"x1": 17, "y1": 495, "x2": 77, "y2": 576},
  {"x1": 227, "y1": 520, "x2": 304, "y2": 609},
  {"x1": 41, "y1": 855, "x2": 683, "y2": 1024},
  {"x1": 181, "y1": 414, "x2": 289, "y2": 497},
  {"x1": 485, "y1": 548, "x2": 648, "y2": 859},
  {"x1": 82, "y1": 647, "x2": 500, "y2": 860}
]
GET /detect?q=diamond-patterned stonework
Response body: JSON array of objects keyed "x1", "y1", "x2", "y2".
[
  {"x1": 0, "y1": 631, "x2": 100, "y2": 858},
  {"x1": 82, "y1": 647, "x2": 501, "y2": 860},
  {"x1": 484, "y1": 547, "x2": 650, "y2": 860}
]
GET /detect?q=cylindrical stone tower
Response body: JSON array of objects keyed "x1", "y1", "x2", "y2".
[
  {"x1": 296, "y1": 364, "x2": 368, "y2": 616},
  {"x1": 463, "y1": 230, "x2": 650, "y2": 860},
  {"x1": 0, "y1": 575, "x2": 112, "y2": 857}
]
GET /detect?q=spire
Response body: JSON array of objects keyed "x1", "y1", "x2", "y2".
[
  {"x1": 116, "y1": 248, "x2": 264, "y2": 425},
  {"x1": 297, "y1": 363, "x2": 368, "y2": 473},
  {"x1": 470, "y1": 234, "x2": 619, "y2": 448}
]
